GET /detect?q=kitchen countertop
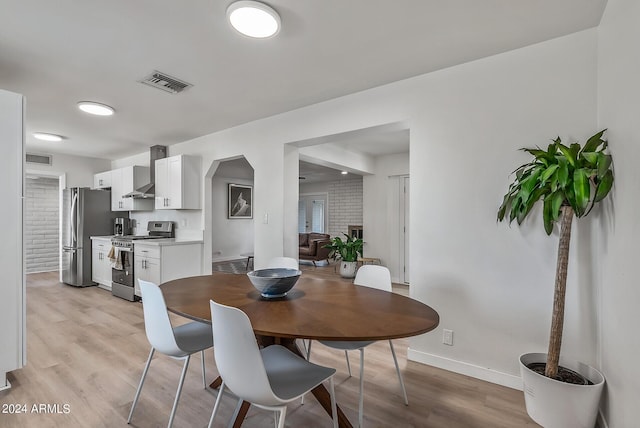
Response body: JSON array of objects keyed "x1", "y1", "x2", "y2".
[
  {"x1": 90, "y1": 235, "x2": 115, "y2": 240},
  {"x1": 132, "y1": 239, "x2": 203, "y2": 246}
]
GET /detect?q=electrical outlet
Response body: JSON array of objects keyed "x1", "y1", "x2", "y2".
[{"x1": 443, "y1": 329, "x2": 454, "y2": 346}]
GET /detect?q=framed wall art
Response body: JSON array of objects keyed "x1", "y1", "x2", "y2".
[{"x1": 228, "y1": 183, "x2": 253, "y2": 219}]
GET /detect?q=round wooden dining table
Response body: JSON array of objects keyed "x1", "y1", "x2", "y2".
[{"x1": 161, "y1": 271, "x2": 440, "y2": 428}]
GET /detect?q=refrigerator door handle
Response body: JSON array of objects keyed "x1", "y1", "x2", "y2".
[{"x1": 70, "y1": 190, "x2": 79, "y2": 246}]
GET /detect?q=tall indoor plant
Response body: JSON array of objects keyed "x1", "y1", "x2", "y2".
[
  {"x1": 498, "y1": 130, "x2": 613, "y2": 427},
  {"x1": 324, "y1": 233, "x2": 364, "y2": 278}
]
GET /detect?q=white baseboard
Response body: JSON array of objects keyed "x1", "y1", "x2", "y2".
[
  {"x1": 407, "y1": 348, "x2": 523, "y2": 390},
  {"x1": 408, "y1": 349, "x2": 608, "y2": 426},
  {"x1": 97, "y1": 283, "x2": 112, "y2": 291},
  {"x1": 0, "y1": 375, "x2": 11, "y2": 392}
]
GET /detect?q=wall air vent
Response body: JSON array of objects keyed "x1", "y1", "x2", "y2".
[
  {"x1": 139, "y1": 70, "x2": 193, "y2": 94},
  {"x1": 26, "y1": 153, "x2": 52, "y2": 165}
]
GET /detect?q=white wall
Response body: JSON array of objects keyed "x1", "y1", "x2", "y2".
[
  {"x1": 363, "y1": 152, "x2": 409, "y2": 282},
  {"x1": 114, "y1": 29, "x2": 600, "y2": 393},
  {"x1": 597, "y1": 0, "x2": 640, "y2": 425},
  {"x1": 407, "y1": 30, "x2": 598, "y2": 388},
  {"x1": 27, "y1": 152, "x2": 110, "y2": 188},
  {"x1": 211, "y1": 176, "x2": 255, "y2": 262},
  {"x1": 0, "y1": 89, "x2": 25, "y2": 387},
  {"x1": 299, "y1": 181, "x2": 329, "y2": 194}
]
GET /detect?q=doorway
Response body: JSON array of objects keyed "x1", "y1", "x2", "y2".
[
  {"x1": 209, "y1": 157, "x2": 255, "y2": 263},
  {"x1": 401, "y1": 176, "x2": 410, "y2": 284},
  {"x1": 298, "y1": 193, "x2": 328, "y2": 233}
]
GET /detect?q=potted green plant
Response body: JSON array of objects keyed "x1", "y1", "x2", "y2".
[
  {"x1": 497, "y1": 129, "x2": 613, "y2": 428},
  {"x1": 324, "y1": 233, "x2": 364, "y2": 278}
]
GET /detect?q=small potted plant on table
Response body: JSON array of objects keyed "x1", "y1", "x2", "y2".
[
  {"x1": 324, "y1": 233, "x2": 364, "y2": 278},
  {"x1": 498, "y1": 129, "x2": 613, "y2": 428}
]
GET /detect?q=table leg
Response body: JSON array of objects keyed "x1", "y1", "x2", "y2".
[
  {"x1": 280, "y1": 338, "x2": 353, "y2": 428},
  {"x1": 229, "y1": 401, "x2": 251, "y2": 428},
  {"x1": 212, "y1": 337, "x2": 353, "y2": 428},
  {"x1": 310, "y1": 382, "x2": 352, "y2": 427},
  {"x1": 209, "y1": 376, "x2": 222, "y2": 389},
  {"x1": 209, "y1": 376, "x2": 251, "y2": 427}
]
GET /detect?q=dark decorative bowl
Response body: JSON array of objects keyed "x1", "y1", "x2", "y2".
[{"x1": 247, "y1": 268, "x2": 302, "y2": 298}]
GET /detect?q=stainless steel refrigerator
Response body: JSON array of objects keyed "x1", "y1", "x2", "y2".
[{"x1": 61, "y1": 187, "x2": 114, "y2": 286}]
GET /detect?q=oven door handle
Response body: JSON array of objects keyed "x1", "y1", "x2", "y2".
[{"x1": 114, "y1": 246, "x2": 133, "y2": 252}]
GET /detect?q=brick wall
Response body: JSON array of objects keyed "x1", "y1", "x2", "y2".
[
  {"x1": 25, "y1": 177, "x2": 59, "y2": 273},
  {"x1": 328, "y1": 178, "x2": 363, "y2": 238}
]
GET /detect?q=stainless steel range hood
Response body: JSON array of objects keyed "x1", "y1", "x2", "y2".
[{"x1": 123, "y1": 145, "x2": 167, "y2": 198}]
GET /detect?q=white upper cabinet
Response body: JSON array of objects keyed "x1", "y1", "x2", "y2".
[
  {"x1": 155, "y1": 155, "x2": 201, "y2": 210},
  {"x1": 111, "y1": 166, "x2": 153, "y2": 211},
  {"x1": 93, "y1": 171, "x2": 112, "y2": 189}
]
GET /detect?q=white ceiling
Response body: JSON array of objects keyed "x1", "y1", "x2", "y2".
[{"x1": 0, "y1": 0, "x2": 606, "y2": 161}]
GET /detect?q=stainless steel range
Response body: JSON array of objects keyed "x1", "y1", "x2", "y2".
[{"x1": 111, "y1": 221, "x2": 175, "y2": 301}]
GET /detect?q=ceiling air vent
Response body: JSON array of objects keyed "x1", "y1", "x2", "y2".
[
  {"x1": 26, "y1": 153, "x2": 52, "y2": 165},
  {"x1": 139, "y1": 70, "x2": 193, "y2": 94}
]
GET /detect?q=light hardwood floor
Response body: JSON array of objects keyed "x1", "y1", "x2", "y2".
[{"x1": 0, "y1": 268, "x2": 538, "y2": 428}]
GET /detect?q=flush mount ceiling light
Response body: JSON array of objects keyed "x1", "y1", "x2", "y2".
[
  {"x1": 341, "y1": 171, "x2": 348, "y2": 175},
  {"x1": 77, "y1": 101, "x2": 115, "y2": 116},
  {"x1": 33, "y1": 132, "x2": 63, "y2": 142},
  {"x1": 227, "y1": 1, "x2": 281, "y2": 38}
]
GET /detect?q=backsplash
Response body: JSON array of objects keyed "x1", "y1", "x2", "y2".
[{"x1": 129, "y1": 210, "x2": 203, "y2": 240}]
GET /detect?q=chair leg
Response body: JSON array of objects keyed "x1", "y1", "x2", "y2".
[
  {"x1": 128, "y1": 347, "x2": 155, "y2": 424},
  {"x1": 329, "y1": 377, "x2": 338, "y2": 428},
  {"x1": 345, "y1": 350, "x2": 352, "y2": 377},
  {"x1": 208, "y1": 381, "x2": 225, "y2": 428},
  {"x1": 277, "y1": 407, "x2": 287, "y2": 428},
  {"x1": 168, "y1": 355, "x2": 191, "y2": 428},
  {"x1": 389, "y1": 340, "x2": 409, "y2": 405},
  {"x1": 357, "y1": 349, "x2": 365, "y2": 427},
  {"x1": 228, "y1": 399, "x2": 244, "y2": 428},
  {"x1": 273, "y1": 411, "x2": 278, "y2": 428},
  {"x1": 201, "y1": 350, "x2": 207, "y2": 389},
  {"x1": 301, "y1": 340, "x2": 312, "y2": 405}
]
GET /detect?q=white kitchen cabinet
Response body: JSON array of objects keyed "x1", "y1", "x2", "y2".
[
  {"x1": 111, "y1": 165, "x2": 153, "y2": 211},
  {"x1": 93, "y1": 171, "x2": 112, "y2": 189},
  {"x1": 0, "y1": 90, "x2": 25, "y2": 391},
  {"x1": 155, "y1": 155, "x2": 201, "y2": 210},
  {"x1": 133, "y1": 241, "x2": 202, "y2": 297},
  {"x1": 134, "y1": 251, "x2": 161, "y2": 293},
  {"x1": 91, "y1": 238, "x2": 112, "y2": 289}
]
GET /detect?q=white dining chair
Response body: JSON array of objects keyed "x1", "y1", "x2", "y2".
[
  {"x1": 208, "y1": 299, "x2": 338, "y2": 428},
  {"x1": 307, "y1": 265, "x2": 408, "y2": 428},
  {"x1": 265, "y1": 256, "x2": 299, "y2": 270},
  {"x1": 128, "y1": 279, "x2": 213, "y2": 428}
]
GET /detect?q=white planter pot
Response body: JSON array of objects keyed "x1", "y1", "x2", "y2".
[
  {"x1": 520, "y1": 353, "x2": 604, "y2": 428},
  {"x1": 339, "y1": 261, "x2": 357, "y2": 278}
]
